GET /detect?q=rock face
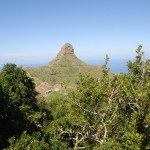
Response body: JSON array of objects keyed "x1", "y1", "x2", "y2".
[
  {"x1": 57, "y1": 43, "x2": 76, "y2": 58},
  {"x1": 54, "y1": 43, "x2": 77, "y2": 61}
]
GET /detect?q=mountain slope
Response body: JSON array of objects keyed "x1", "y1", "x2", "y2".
[{"x1": 25, "y1": 43, "x2": 104, "y2": 88}]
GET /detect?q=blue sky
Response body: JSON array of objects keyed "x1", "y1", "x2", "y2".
[{"x1": 0, "y1": 0, "x2": 150, "y2": 66}]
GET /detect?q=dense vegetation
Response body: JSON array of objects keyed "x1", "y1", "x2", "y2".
[{"x1": 0, "y1": 46, "x2": 149, "y2": 149}]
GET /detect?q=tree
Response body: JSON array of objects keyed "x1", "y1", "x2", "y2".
[
  {"x1": 0, "y1": 64, "x2": 38, "y2": 148},
  {"x1": 47, "y1": 46, "x2": 150, "y2": 149}
]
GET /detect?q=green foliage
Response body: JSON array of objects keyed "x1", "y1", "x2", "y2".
[
  {"x1": 0, "y1": 64, "x2": 47, "y2": 149},
  {"x1": 47, "y1": 91, "x2": 64, "y2": 101},
  {"x1": 0, "y1": 45, "x2": 149, "y2": 150},
  {"x1": 6, "y1": 132, "x2": 49, "y2": 150},
  {"x1": 0, "y1": 64, "x2": 37, "y2": 108}
]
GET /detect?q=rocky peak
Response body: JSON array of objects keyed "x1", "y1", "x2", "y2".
[
  {"x1": 57, "y1": 43, "x2": 76, "y2": 58},
  {"x1": 48, "y1": 43, "x2": 84, "y2": 66}
]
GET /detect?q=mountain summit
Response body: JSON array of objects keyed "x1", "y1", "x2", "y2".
[
  {"x1": 48, "y1": 43, "x2": 87, "y2": 67},
  {"x1": 57, "y1": 43, "x2": 75, "y2": 58}
]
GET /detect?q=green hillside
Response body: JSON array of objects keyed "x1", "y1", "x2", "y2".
[{"x1": 25, "y1": 43, "x2": 104, "y2": 88}]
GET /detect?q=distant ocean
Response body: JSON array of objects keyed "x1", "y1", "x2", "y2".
[
  {"x1": 0, "y1": 59, "x2": 130, "y2": 74},
  {"x1": 85, "y1": 59, "x2": 129, "y2": 74}
]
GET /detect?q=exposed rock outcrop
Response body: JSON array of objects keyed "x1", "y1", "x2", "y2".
[
  {"x1": 57, "y1": 43, "x2": 76, "y2": 58},
  {"x1": 36, "y1": 82, "x2": 61, "y2": 97},
  {"x1": 48, "y1": 43, "x2": 87, "y2": 67}
]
